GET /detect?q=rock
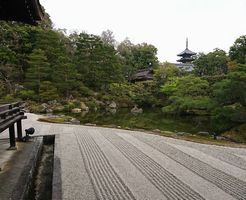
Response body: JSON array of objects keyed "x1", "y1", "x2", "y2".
[
  {"x1": 176, "y1": 132, "x2": 186, "y2": 136},
  {"x1": 131, "y1": 105, "x2": 143, "y2": 114},
  {"x1": 153, "y1": 129, "x2": 161, "y2": 133},
  {"x1": 46, "y1": 109, "x2": 53, "y2": 113},
  {"x1": 14, "y1": 84, "x2": 24, "y2": 93},
  {"x1": 85, "y1": 123, "x2": 97, "y2": 126},
  {"x1": 48, "y1": 100, "x2": 57, "y2": 105},
  {"x1": 197, "y1": 131, "x2": 210, "y2": 136},
  {"x1": 80, "y1": 102, "x2": 89, "y2": 111},
  {"x1": 53, "y1": 105, "x2": 64, "y2": 112},
  {"x1": 70, "y1": 118, "x2": 80, "y2": 125},
  {"x1": 71, "y1": 108, "x2": 82, "y2": 113},
  {"x1": 41, "y1": 103, "x2": 49, "y2": 113},
  {"x1": 95, "y1": 100, "x2": 105, "y2": 106},
  {"x1": 216, "y1": 136, "x2": 228, "y2": 141},
  {"x1": 109, "y1": 101, "x2": 117, "y2": 109},
  {"x1": 41, "y1": 103, "x2": 48, "y2": 109}
]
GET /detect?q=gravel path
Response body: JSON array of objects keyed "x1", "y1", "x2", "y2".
[
  {"x1": 1, "y1": 113, "x2": 246, "y2": 200},
  {"x1": 131, "y1": 132, "x2": 246, "y2": 200}
]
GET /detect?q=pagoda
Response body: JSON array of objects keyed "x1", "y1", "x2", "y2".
[{"x1": 177, "y1": 38, "x2": 196, "y2": 63}]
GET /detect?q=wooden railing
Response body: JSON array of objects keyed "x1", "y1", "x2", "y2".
[{"x1": 0, "y1": 102, "x2": 27, "y2": 149}]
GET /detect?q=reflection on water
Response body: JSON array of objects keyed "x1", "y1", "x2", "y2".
[{"x1": 71, "y1": 108, "x2": 213, "y2": 134}]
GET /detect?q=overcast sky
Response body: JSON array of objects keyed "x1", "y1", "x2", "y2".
[{"x1": 40, "y1": 0, "x2": 246, "y2": 62}]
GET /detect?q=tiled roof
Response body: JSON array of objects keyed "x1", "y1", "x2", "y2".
[
  {"x1": 177, "y1": 48, "x2": 197, "y2": 56},
  {"x1": 0, "y1": 0, "x2": 44, "y2": 24}
]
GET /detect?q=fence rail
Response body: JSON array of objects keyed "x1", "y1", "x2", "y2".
[{"x1": 0, "y1": 102, "x2": 26, "y2": 149}]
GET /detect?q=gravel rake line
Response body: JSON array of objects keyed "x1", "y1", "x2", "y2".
[
  {"x1": 75, "y1": 131, "x2": 136, "y2": 200},
  {"x1": 133, "y1": 134, "x2": 246, "y2": 200},
  {"x1": 103, "y1": 132, "x2": 205, "y2": 200},
  {"x1": 190, "y1": 147, "x2": 246, "y2": 171},
  {"x1": 167, "y1": 139, "x2": 246, "y2": 171}
]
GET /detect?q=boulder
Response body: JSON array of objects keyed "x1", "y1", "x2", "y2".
[
  {"x1": 70, "y1": 118, "x2": 80, "y2": 125},
  {"x1": 109, "y1": 101, "x2": 117, "y2": 109},
  {"x1": 53, "y1": 105, "x2": 64, "y2": 112},
  {"x1": 85, "y1": 123, "x2": 97, "y2": 126},
  {"x1": 41, "y1": 103, "x2": 48, "y2": 109},
  {"x1": 80, "y1": 102, "x2": 89, "y2": 111},
  {"x1": 131, "y1": 105, "x2": 143, "y2": 114},
  {"x1": 95, "y1": 100, "x2": 105, "y2": 106},
  {"x1": 48, "y1": 100, "x2": 58, "y2": 105},
  {"x1": 197, "y1": 131, "x2": 210, "y2": 136},
  {"x1": 46, "y1": 109, "x2": 53, "y2": 113},
  {"x1": 71, "y1": 108, "x2": 82, "y2": 113},
  {"x1": 41, "y1": 103, "x2": 49, "y2": 113}
]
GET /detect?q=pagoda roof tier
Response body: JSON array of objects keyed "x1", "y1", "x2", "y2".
[
  {"x1": 177, "y1": 48, "x2": 197, "y2": 57},
  {"x1": 0, "y1": 0, "x2": 44, "y2": 25},
  {"x1": 177, "y1": 57, "x2": 195, "y2": 63}
]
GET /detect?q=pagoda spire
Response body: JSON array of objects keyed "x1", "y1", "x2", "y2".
[{"x1": 177, "y1": 38, "x2": 196, "y2": 63}]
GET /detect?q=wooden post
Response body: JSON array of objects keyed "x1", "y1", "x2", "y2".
[
  {"x1": 17, "y1": 120, "x2": 23, "y2": 141},
  {"x1": 9, "y1": 124, "x2": 16, "y2": 149}
]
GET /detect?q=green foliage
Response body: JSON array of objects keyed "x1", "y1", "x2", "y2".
[
  {"x1": 117, "y1": 39, "x2": 159, "y2": 79},
  {"x1": 161, "y1": 75, "x2": 211, "y2": 114},
  {"x1": 211, "y1": 107, "x2": 239, "y2": 133},
  {"x1": 75, "y1": 33, "x2": 124, "y2": 90},
  {"x1": 18, "y1": 90, "x2": 37, "y2": 101},
  {"x1": 2, "y1": 94, "x2": 17, "y2": 102},
  {"x1": 108, "y1": 83, "x2": 133, "y2": 105},
  {"x1": 0, "y1": 80, "x2": 6, "y2": 97},
  {"x1": 29, "y1": 103, "x2": 44, "y2": 113},
  {"x1": 229, "y1": 35, "x2": 246, "y2": 64},
  {"x1": 154, "y1": 62, "x2": 179, "y2": 85},
  {"x1": 79, "y1": 84, "x2": 95, "y2": 97},
  {"x1": 162, "y1": 96, "x2": 211, "y2": 114},
  {"x1": 162, "y1": 75, "x2": 210, "y2": 97},
  {"x1": 194, "y1": 49, "x2": 229, "y2": 76},
  {"x1": 25, "y1": 49, "x2": 51, "y2": 98},
  {"x1": 131, "y1": 43, "x2": 159, "y2": 69},
  {"x1": 210, "y1": 64, "x2": 246, "y2": 133},
  {"x1": 63, "y1": 102, "x2": 76, "y2": 112},
  {"x1": 39, "y1": 81, "x2": 59, "y2": 102},
  {"x1": 213, "y1": 64, "x2": 246, "y2": 107},
  {"x1": 161, "y1": 77, "x2": 178, "y2": 96},
  {"x1": 130, "y1": 81, "x2": 159, "y2": 106},
  {"x1": 52, "y1": 56, "x2": 79, "y2": 98}
]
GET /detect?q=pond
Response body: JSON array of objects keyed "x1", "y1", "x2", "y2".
[{"x1": 69, "y1": 108, "x2": 213, "y2": 134}]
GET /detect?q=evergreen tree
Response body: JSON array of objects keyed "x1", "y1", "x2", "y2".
[
  {"x1": 25, "y1": 49, "x2": 51, "y2": 100},
  {"x1": 52, "y1": 56, "x2": 79, "y2": 98},
  {"x1": 75, "y1": 33, "x2": 124, "y2": 90}
]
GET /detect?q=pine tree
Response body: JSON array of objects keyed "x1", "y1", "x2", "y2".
[{"x1": 25, "y1": 49, "x2": 51, "y2": 100}]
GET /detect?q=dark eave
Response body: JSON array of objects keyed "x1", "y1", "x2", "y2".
[
  {"x1": 130, "y1": 68, "x2": 154, "y2": 82},
  {"x1": 177, "y1": 48, "x2": 197, "y2": 57},
  {"x1": 0, "y1": 0, "x2": 44, "y2": 25},
  {"x1": 177, "y1": 57, "x2": 195, "y2": 63}
]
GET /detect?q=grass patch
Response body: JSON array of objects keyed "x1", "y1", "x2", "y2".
[
  {"x1": 38, "y1": 116, "x2": 72, "y2": 124},
  {"x1": 38, "y1": 114, "x2": 246, "y2": 147}
]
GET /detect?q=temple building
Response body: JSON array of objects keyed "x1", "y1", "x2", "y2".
[
  {"x1": 177, "y1": 38, "x2": 196, "y2": 63},
  {"x1": 174, "y1": 38, "x2": 197, "y2": 71},
  {"x1": 0, "y1": 0, "x2": 44, "y2": 25},
  {"x1": 130, "y1": 68, "x2": 154, "y2": 82}
]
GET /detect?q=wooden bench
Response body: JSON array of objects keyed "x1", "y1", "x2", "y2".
[{"x1": 0, "y1": 102, "x2": 27, "y2": 149}]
